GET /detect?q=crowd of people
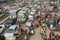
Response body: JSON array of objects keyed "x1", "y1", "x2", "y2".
[{"x1": 19, "y1": 7, "x2": 60, "y2": 40}]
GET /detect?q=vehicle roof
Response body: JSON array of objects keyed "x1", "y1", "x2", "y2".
[
  {"x1": 27, "y1": 19, "x2": 33, "y2": 22},
  {"x1": 30, "y1": 11, "x2": 35, "y2": 14},
  {"x1": 9, "y1": 25, "x2": 18, "y2": 29}
]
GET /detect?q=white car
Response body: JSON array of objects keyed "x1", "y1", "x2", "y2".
[
  {"x1": 4, "y1": 25, "x2": 20, "y2": 40},
  {"x1": 0, "y1": 25, "x2": 5, "y2": 33},
  {"x1": 26, "y1": 19, "x2": 33, "y2": 26}
]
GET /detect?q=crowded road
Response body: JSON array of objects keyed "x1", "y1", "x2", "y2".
[{"x1": 0, "y1": 0, "x2": 60, "y2": 40}]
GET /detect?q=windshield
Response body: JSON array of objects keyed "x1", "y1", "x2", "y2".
[
  {"x1": 6, "y1": 29, "x2": 14, "y2": 33},
  {"x1": 27, "y1": 19, "x2": 33, "y2": 22}
]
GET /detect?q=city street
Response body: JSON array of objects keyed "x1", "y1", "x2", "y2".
[{"x1": 0, "y1": 0, "x2": 60, "y2": 40}]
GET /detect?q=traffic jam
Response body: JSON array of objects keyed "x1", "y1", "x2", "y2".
[{"x1": 0, "y1": 0, "x2": 60, "y2": 40}]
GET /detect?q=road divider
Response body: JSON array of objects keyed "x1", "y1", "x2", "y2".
[{"x1": 0, "y1": 16, "x2": 9, "y2": 24}]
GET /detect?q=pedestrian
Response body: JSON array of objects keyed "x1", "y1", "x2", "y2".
[
  {"x1": 21, "y1": 32, "x2": 25, "y2": 40},
  {"x1": 17, "y1": 20, "x2": 21, "y2": 27},
  {"x1": 29, "y1": 23, "x2": 35, "y2": 35},
  {"x1": 52, "y1": 32, "x2": 55, "y2": 40},
  {"x1": 43, "y1": 35, "x2": 47, "y2": 40},
  {"x1": 55, "y1": 35, "x2": 57, "y2": 40},
  {"x1": 31, "y1": 22, "x2": 35, "y2": 30},
  {"x1": 0, "y1": 35, "x2": 5, "y2": 40},
  {"x1": 43, "y1": 28, "x2": 46, "y2": 34},
  {"x1": 40, "y1": 27, "x2": 44, "y2": 38},
  {"x1": 54, "y1": 35, "x2": 59, "y2": 40},
  {"x1": 54, "y1": 14, "x2": 58, "y2": 31},
  {"x1": 24, "y1": 30, "x2": 28, "y2": 40},
  {"x1": 38, "y1": 17, "x2": 41, "y2": 26},
  {"x1": 50, "y1": 24, "x2": 53, "y2": 31},
  {"x1": 58, "y1": 36, "x2": 60, "y2": 40},
  {"x1": 46, "y1": 18, "x2": 49, "y2": 24},
  {"x1": 49, "y1": 31, "x2": 53, "y2": 40},
  {"x1": 21, "y1": 28, "x2": 25, "y2": 34},
  {"x1": 54, "y1": 19, "x2": 58, "y2": 27},
  {"x1": 19, "y1": 21, "x2": 21, "y2": 27}
]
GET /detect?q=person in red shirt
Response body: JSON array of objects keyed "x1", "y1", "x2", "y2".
[
  {"x1": 49, "y1": 31, "x2": 53, "y2": 40},
  {"x1": 49, "y1": 31, "x2": 54, "y2": 40}
]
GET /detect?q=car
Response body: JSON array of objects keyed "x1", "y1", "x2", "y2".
[
  {"x1": 5, "y1": 18, "x2": 17, "y2": 28},
  {"x1": 9, "y1": 10, "x2": 17, "y2": 19},
  {"x1": 4, "y1": 25, "x2": 20, "y2": 40},
  {"x1": 18, "y1": 13, "x2": 26, "y2": 22},
  {"x1": 26, "y1": 19, "x2": 33, "y2": 26},
  {"x1": 0, "y1": 25, "x2": 5, "y2": 33},
  {"x1": 17, "y1": 10, "x2": 28, "y2": 22}
]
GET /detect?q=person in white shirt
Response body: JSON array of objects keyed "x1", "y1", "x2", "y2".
[{"x1": 50, "y1": 24, "x2": 53, "y2": 31}]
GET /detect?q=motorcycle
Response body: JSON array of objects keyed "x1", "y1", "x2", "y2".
[{"x1": 29, "y1": 29, "x2": 35, "y2": 35}]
